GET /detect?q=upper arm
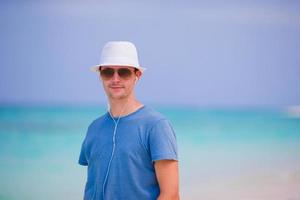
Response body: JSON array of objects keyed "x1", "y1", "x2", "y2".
[
  {"x1": 78, "y1": 128, "x2": 90, "y2": 166},
  {"x1": 78, "y1": 138, "x2": 88, "y2": 166},
  {"x1": 149, "y1": 119, "x2": 178, "y2": 162},
  {"x1": 148, "y1": 119, "x2": 179, "y2": 199},
  {"x1": 154, "y1": 160, "x2": 179, "y2": 199}
]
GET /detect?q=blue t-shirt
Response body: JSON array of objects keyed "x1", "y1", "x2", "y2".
[{"x1": 78, "y1": 105, "x2": 178, "y2": 200}]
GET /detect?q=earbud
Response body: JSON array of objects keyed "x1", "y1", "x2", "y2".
[{"x1": 134, "y1": 76, "x2": 138, "y2": 84}]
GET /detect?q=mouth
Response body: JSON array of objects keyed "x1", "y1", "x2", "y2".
[{"x1": 109, "y1": 86, "x2": 124, "y2": 90}]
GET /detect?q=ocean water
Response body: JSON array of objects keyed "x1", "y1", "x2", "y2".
[{"x1": 0, "y1": 105, "x2": 299, "y2": 200}]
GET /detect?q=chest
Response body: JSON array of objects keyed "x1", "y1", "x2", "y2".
[{"x1": 86, "y1": 122, "x2": 149, "y2": 163}]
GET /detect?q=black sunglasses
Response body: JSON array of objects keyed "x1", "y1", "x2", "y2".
[{"x1": 99, "y1": 67, "x2": 137, "y2": 80}]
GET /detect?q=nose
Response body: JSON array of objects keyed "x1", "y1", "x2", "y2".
[{"x1": 111, "y1": 71, "x2": 121, "y2": 82}]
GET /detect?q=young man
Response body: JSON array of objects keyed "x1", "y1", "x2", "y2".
[{"x1": 78, "y1": 41, "x2": 179, "y2": 200}]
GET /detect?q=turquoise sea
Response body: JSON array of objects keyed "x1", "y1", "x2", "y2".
[{"x1": 0, "y1": 105, "x2": 299, "y2": 200}]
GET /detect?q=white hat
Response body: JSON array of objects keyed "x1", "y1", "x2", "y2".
[{"x1": 90, "y1": 41, "x2": 146, "y2": 73}]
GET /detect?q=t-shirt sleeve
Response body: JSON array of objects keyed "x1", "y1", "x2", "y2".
[
  {"x1": 78, "y1": 138, "x2": 88, "y2": 166},
  {"x1": 149, "y1": 119, "x2": 178, "y2": 162}
]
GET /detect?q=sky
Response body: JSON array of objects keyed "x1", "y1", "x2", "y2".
[{"x1": 0, "y1": 0, "x2": 300, "y2": 108}]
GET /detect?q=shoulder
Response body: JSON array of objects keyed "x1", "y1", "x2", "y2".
[
  {"x1": 143, "y1": 106, "x2": 166, "y2": 119},
  {"x1": 138, "y1": 106, "x2": 172, "y2": 128},
  {"x1": 87, "y1": 112, "x2": 109, "y2": 130}
]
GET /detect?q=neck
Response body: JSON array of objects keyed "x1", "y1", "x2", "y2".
[{"x1": 107, "y1": 94, "x2": 143, "y2": 117}]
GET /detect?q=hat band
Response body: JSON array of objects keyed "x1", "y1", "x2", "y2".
[{"x1": 99, "y1": 57, "x2": 139, "y2": 68}]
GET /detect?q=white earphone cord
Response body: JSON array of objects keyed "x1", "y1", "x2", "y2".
[
  {"x1": 101, "y1": 112, "x2": 121, "y2": 200},
  {"x1": 91, "y1": 99, "x2": 129, "y2": 200}
]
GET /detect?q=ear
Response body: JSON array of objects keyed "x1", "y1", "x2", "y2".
[
  {"x1": 135, "y1": 70, "x2": 142, "y2": 79},
  {"x1": 135, "y1": 70, "x2": 142, "y2": 85}
]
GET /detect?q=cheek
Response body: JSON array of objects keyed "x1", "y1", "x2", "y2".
[
  {"x1": 101, "y1": 81, "x2": 109, "y2": 91},
  {"x1": 127, "y1": 80, "x2": 135, "y2": 89}
]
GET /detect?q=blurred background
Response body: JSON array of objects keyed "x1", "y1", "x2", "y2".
[{"x1": 0, "y1": 0, "x2": 299, "y2": 199}]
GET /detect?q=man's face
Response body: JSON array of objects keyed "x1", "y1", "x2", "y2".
[{"x1": 99, "y1": 66, "x2": 141, "y2": 100}]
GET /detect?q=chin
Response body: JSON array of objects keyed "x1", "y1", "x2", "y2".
[{"x1": 109, "y1": 93, "x2": 127, "y2": 99}]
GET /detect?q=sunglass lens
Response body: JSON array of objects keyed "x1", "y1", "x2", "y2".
[
  {"x1": 100, "y1": 68, "x2": 114, "y2": 79},
  {"x1": 118, "y1": 68, "x2": 132, "y2": 79}
]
